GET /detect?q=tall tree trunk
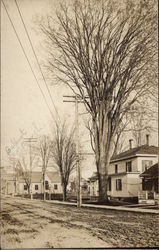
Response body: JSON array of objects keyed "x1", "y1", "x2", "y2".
[
  {"x1": 43, "y1": 172, "x2": 46, "y2": 201},
  {"x1": 98, "y1": 165, "x2": 108, "y2": 202},
  {"x1": 62, "y1": 184, "x2": 67, "y2": 201},
  {"x1": 97, "y1": 149, "x2": 110, "y2": 202},
  {"x1": 28, "y1": 184, "x2": 30, "y2": 195},
  {"x1": 93, "y1": 115, "x2": 115, "y2": 202},
  {"x1": 98, "y1": 159, "x2": 111, "y2": 202},
  {"x1": 60, "y1": 173, "x2": 67, "y2": 202}
]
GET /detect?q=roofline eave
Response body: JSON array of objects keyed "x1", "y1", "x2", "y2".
[{"x1": 110, "y1": 154, "x2": 158, "y2": 163}]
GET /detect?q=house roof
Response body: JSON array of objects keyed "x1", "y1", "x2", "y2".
[
  {"x1": 18, "y1": 171, "x2": 61, "y2": 183},
  {"x1": 19, "y1": 172, "x2": 43, "y2": 183},
  {"x1": 46, "y1": 171, "x2": 61, "y2": 183},
  {"x1": 111, "y1": 145, "x2": 158, "y2": 162},
  {"x1": 140, "y1": 163, "x2": 158, "y2": 178}
]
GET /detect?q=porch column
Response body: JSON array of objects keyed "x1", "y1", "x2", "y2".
[{"x1": 145, "y1": 190, "x2": 148, "y2": 200}]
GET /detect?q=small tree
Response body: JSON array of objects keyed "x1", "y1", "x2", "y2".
[
  {"x1": 17, "y1": 145, "x2": 37, "y2": 195},
  {"x1": 37, "y1": 135, "x2": 51, "y2": 200},
  {"x1": 51, "y1": 122, "x2": 77, "y2": 201},
  {"x1": 17, "y1": 158, "x2": 34, "y2": 195},
  {"x1": 9, "y1": 157, "x2": 23, "y2": 195}
]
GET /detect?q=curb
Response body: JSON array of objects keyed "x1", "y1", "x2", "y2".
[{"x1": 46, "y1": 200, "x2": 159, "y2": 215}]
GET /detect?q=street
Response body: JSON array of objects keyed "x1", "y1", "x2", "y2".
[{"x1": 1, "y1": 196, "x2": 159, "y2": 248}]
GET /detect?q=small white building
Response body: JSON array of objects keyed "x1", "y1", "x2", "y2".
[{"x1": 18, "y1": 171, "x2": 62, "y2": 195}]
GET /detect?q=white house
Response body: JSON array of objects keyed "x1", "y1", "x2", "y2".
[
  {"x1": 108, "y1": 143, "x2": 158, "y2": 200},
  {"x1": 88, "y1": 140, "x2": 158, "y2": 200},
  {"x1": 18, "y1": 171, "x2": 62, "y2": 195}
]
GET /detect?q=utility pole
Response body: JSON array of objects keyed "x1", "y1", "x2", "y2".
[
  {"x1": 75, "y1": 96, "x2": 81, "y2": 207},
  {"x1": 23, "y1": 137, "x2": 37, "y2": 200},
  {"x1": 63, "y1": 95, "x2": 84, "y2": 207},
  {"x1": 10, "y1": 157, "x2": 18, "y2": 196}
]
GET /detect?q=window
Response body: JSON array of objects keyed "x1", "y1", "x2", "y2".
[
  {"x1": 126, "y1": 161, "x2": 132, "y2": 172},
  {"x1": 45, "y1": 181, "x2": 49, "y2": 190},
  {"x1": 35, "y1": 185, "x2": 38, "y2": 190},
  {"x1": 116, "y1": 179, "x2": 122, "y2": 191},
  {"x1": 24, "y1": 184, "x2": 27, "y2": 190},
  {"x1": 142, "y1": 160, "x2": 153, "y2": 172},
  {"x1": 115, "y1": 164, "x2": 118, "y2": 173},
  {"x1": 108, "y1": 177, "x2": 111, "y2": 191},
  {"x1": 54, "y1": 184, "x2": 58, "y2": 190}
]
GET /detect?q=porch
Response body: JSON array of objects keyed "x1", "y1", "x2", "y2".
[{"x1": 138, "y1": 190, "x2": 159, "y2": 205}]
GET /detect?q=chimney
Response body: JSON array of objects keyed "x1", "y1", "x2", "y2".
[
  {"x1": 129, "y1": 139, "x2": 133, "y2": 149},
  {"x1": 146, "y1": 134, "x2": 150, "y2": 146}
]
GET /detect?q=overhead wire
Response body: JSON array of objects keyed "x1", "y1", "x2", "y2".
[
  {"x1": 14, "y1": 0, "x2": 61, "y2": 125},
  {"x1": 2, "y1": 0, "x2": 57, "y2": 123}
]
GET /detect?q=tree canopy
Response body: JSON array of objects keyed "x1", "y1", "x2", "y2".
[{"x1": 40, "y1": 0, "x2": 157, "y2": 201}]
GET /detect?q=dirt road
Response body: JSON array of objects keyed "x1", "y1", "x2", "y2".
[{"x1": 1, "y1": 196, "x2": 159, "y2": 248}]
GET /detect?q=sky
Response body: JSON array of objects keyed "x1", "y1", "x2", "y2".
[
  {"x1": 1, "y1": 0, "x2": 158, "y2": 177},
  {"x1": 1, "y1": 0, "x2": 96, "y2": 177}
]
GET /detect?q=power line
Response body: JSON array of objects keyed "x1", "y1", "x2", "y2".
[
  {"x1": 14, "y1": 0, "x2": 61, "y2": 124},
  {"x1": 2, "y1": 0, "x2": 56, "y2": 123}
]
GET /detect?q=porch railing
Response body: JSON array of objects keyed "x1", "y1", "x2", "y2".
[{"x1": 138, "y1": 190, "x2": 158, "y2": 200}]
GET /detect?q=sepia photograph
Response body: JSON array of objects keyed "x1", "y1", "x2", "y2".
[{"x1": 1, "y1": 0, "x2": 159, "y2": 249}]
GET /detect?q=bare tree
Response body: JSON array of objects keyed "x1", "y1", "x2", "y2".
[
  {"x1": 41, "y1": 0, "x2": 157, "y2": 201},
  {"x1": 17, "y1": 158, "x2": 34, "y2": 195},
  {"x1": 9, "y1": 157, "x2": 22, "y2": 195},
  {"x1": 128, "y1": 103, "x2": 157, "y2": 147},
  {"x1": 37, "y1": 135, "x2": 51, "y2": 200},
  {"x1": 112, "y1": 118, "x2": 130, "y2": 156},
  {"x1": 51, "y1": 122, "x2": 77, "y2": 201},
  {"x1": 112, "y1": 99, "x2": 158, "y2": 155},
  {"x1": 16, "y1": 145, "x2": 37, "y2": 195}
]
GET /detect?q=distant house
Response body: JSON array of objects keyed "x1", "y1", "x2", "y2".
[
  {"x1": 88, "y1": 140, "x2": 158, "y2": 201},
  {"x1": 1, "y1": 169, "x2": 15, "y2": 195},
  {"x1": 1, "y1": 170, "x2": 62, "y2": 196},
  {"x1": 69, "y1": 177, "x2": 89, "y2": 198},
  {"x1": 18, "y1": 171, "x2": 62, "y2": 195},
  {"x1": 138, "y1": 163, "x2": 159, "y2": 205},
  {"x1": 88, "y1": 172, "x2": 98, "y2": 196}
]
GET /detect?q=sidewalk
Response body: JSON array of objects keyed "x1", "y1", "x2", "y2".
[
  {"x1": 46, "y1": 200, "x2": 159, "y2": 214},
  {"x1": 4, "y1": 195, "x2": 159, "y2": 214}
]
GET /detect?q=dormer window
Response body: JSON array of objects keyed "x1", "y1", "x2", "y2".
[
  {"x1": 115, "y1": 164, "x2": 118, "y2": 173},
  {"x1": 126, "y1": 161, "x2": 132, "y2": 172}
]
